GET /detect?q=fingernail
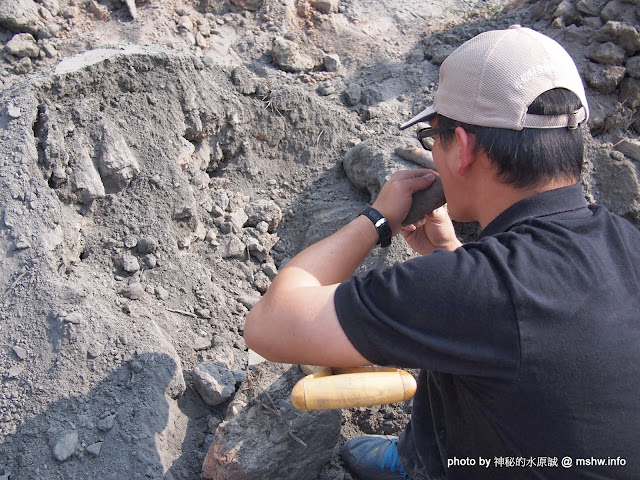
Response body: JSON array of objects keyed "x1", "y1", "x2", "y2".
[{"x1": 425, "y1": 173, "x2": 434, "y2": 180}]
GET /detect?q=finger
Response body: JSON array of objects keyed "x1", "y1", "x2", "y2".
[
  {"x1": 402, "y1": 172, "x2": 436, "y2": 193},
  {"x1": 426, "y1": 205, "x2": 452, "y2": 224},
  {"x1": 389, "y1": 168, "x2": 435, "y2": 181},
  {"x1": 394, "y1": 146, "x2": 436, "y2": 169}
]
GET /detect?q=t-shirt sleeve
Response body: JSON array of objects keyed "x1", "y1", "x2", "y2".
[{"x1": 334, "y1": 245, "x2": 520, "y2": 380}]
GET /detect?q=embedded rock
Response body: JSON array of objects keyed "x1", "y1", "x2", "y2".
[
  {"x1": 52, "y1": 430, "x2": 78, "y2": 462},
  {"x1": 272, "y1": 37, "x2": 324, "y2": 73},
  {"x1": 311, "y1": 0, "x2": 338, "y2": 14},
  {"x1": 590, "y1": 139, "x2": 640, "y2": 221},
  {"x1": 595, "y1": 21, "x2": 640, "y2": 54},
  {"x1": 587, "y1": 41, "x2": 627, "y2": 64},
  {"x1": 628, "y1": 55, "x2": 640, "y2": 78},
  {"x1": 600, "y1": 0, "x2": 636, "y2": 22},
  {"x1": 193, "y1": 362, "x2": 237, "y2": 406},
  {"x1": 614, "y1": 137, "x2": 640, "y2": 162},
  {"x1": 583, "y1": 62, "x2": 626, "y2": 93},
  {"x1": 6, "y1": 33, "x2": 40, "y2": 59},
  {"x1": 621, "y1": 78, "x2": 640, "y2": 108},
  {"x1": 343, "y1": 136, "x2": 435, "y2": 202},
  {"x1": 554, "y1": 0, "x2": 581, "y2": 25},
  {"x1": 98, "y1": 124, "x2": 140, "y2": 192},
  {"x1": 0, "y1": 0, "x2": 43, "y2": 34},
  {"x1": 230, "y1": 0, "x2": 263, "y2": 11},
  {"x1": 244, "y1": 199, "x2": 282, "y2": 232},
  {"x1": 202, "y1": 362, "x2": 340, "y2": 480}
]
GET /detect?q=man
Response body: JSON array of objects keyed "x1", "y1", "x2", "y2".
[{"x1": 244, "y1": 26, "x2": 640, "y2": 479}]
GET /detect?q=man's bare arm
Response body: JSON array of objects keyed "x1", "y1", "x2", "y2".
[{"x1": 244, "y1": 170, "x2": 437, "y2": 366}]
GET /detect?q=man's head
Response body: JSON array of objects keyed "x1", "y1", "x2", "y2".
[{"x1": 400, "y1": 26, "x2": 589, "y2": 223}]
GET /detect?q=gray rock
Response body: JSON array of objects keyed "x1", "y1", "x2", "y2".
[
  {"x1": 193, "y1": 362, "x2": 237, "y2": 406},
  {"x1": 427, "y1": 43, "x2": 455, "y2": 65},
  {"x1": 52, "y1": 430, "x2": 78, "y2": 461},
  {"x1": 230, "y1": 66, "x2": 257, "y2": 95},
  {"x1": 628, "y1": 55, "x2": 640, "y2": 78},
  {"x1": 0, "y1": 0, "x2": 43, "y2": 34},
  {"x1": 7, "y1": 103, "x2": 20, "y2": 118},
  {"x1": 118, "y1": 253, "x2": 140, "y2": 274},
  {"x1": 244, "y1": 199, "x2": 282, "y2": 232},
  {"x1": 230, "y1": 0, "x2": 263, "y2": 11},
  {"x1": 41, "y1": 42, "x2": 58, "y2": 58},
  {"x1": 14, "y1": 57, "x2": 32, "y2": 74},
  {"x1": 12, "y1": 345, "x2": 27, "y2": 360},
  {"x1": 344, "y1": 82, "x2": 362, "y2": 106},
  {"x1": 98, "y1": 124, "x2": 140, "y2": 192},
  {"x1": 87, "y1": 342, "x2": 104, "y2": 358},
  {"x1": 253, "y1": 271, "x2": 270, "y2": 293},
  {"x1": 97, "y1": 414, "x2": 116, "y2": 431},
  {"x1": 202, "y1": 362, "x2": 340, "y2": 480},
  {"x1": 156, "y1": 285, "x2": 170, "y2": 300},
  {"x1": 237, "y1": 294, "x2": 261, "y2": 310},
  {"x1": 587, "y1": 41, "x2": 627, "y2": 64},
  {"x1": 5, "y1": 33, "x2": 39, "y2": 58},
  {"x1": 343, "y1": 136, "x2": 434, "y2": 203},
  {"x1": 600, "y1": 0, "x2": 636, "y2": 21},
  {"x1": 595, "y1": 21, "x2": 640, "y2": 54},
  {"x1": 85, "y1": 442, "x2": 102, "y2": 456},
  {"x1": 120, "y1": 282, "x2": 145, "y2": 300},
  {"x1": 590, "y1": 139, "x2": 640, "y2": 220},
  {"x1": 583, "y1": 62, "x2": 626, "y2": 93},
  {"x1": 317, "y1": 82, "x2": 336, "y2": 96},
  {"x1": 311, "y1": 0, "x2": 338, "y2": 14},
  {"x1": 173, "y1": 202, "x2": 196, "y2": 220},
  {"x1": 272, "y1": 37, "x2": 324, "y2": 73},
  {"x1": 88, "y1": 0, "x2": 109, "y2": 20},
  {"x1": 71, "y1": 140, "x2": 106, "y2": 202},
  {"x1": 576, "y1": 0, "x2": 603, "y2": 16},
  {"x1": 554, "y1": 0, "x2": 581, "y2": 24},
  {"x1": 219, "y1": 234, "x2": 246, "y2": 259},
  {"x1": 64, "y1": 312, "x2": 84, "y2": 324},
  {"x1": 136, "y1": 236, "x2": 158, "y2": 254},
  {"x1": 41, "y1": 0, "x2": 60, "y2": 16},
  {"x1": 262, "y1": 262, "x2": 278, "y2": 279},
  {"x1": 621, "y1": 77, "x2": 640, "y2": 108},
  {"x1": 194, "y1": 336, "x2": 212, "y2": 351},
  {"x1": 324, "y1": 53, "x2": 340, "y2": 72},
  {"x1": 124, "y1": 0, "x2": 136, "y2": 19},
  {"x1": 212, "y1": 190, "x2": 230, "y2": 212},
  {"x1": 614, "y1": 137, "x2": 640, "y2": 162},
  {"x1": 7, "y1": 365, "x2": 23, "y2": 378},
  {"x1": 226, "y1": 209, "x2": 248, "y2": 232}
]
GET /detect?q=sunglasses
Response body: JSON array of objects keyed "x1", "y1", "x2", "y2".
[{"x1": 417, "y1": 126, "x2": 448, "y2": 151}]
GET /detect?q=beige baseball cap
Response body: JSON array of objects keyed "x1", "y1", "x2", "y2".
[{"x1": 400, "y1": 26, "x2": 589, "y2": 131}]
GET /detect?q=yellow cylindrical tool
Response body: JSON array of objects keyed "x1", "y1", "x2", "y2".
[{"x1": 291, "y1": 366, "x2": 416, "y2": 411}]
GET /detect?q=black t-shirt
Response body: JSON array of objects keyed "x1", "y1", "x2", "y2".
[{"x1": 335, "y1": 184, "x2": 640, "y2": 480}]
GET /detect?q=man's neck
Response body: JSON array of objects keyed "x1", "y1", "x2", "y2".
[{"x1": 474, "y1": 177, "x2": 576, "y2": 229}]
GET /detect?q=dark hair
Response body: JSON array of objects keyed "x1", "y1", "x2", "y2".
[{"x1": 438, "y1": 88, "x2": 585, "y2": 189}]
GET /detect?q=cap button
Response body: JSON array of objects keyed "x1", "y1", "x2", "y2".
[{"x1": 508, "y1": 24, "x2": 522, "y2": 29}]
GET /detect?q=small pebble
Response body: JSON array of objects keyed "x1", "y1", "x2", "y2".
[{"x1": 12, "y1": 345, "x2": 27, "y2": 360}]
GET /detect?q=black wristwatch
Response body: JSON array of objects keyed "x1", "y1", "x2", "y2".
[{"x1": 360, "y1": 207, "x2": 392, "y2": 248}]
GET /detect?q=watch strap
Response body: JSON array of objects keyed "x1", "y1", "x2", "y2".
[{"x1": 360, "y1": 207, "x2": 392, "y2": 248}]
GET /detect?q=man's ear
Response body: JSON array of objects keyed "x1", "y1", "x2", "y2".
[{"x1": 454, "y1": 126, "x2": 477, "y2": 175}]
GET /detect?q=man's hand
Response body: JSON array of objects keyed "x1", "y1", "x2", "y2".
[
  {"x1": 401, "y1": 206, "x2": 462, "y2": 255},
  {"x1": 372, "y1": 169, "x2": 436, "y2": 235}
]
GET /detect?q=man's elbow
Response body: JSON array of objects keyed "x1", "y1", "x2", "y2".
[
  {"x1": 244, "y1": 308, "x2": 262, "y2": 353},
  {"x1": 244, "y1": 306, "x2": 277, "y2": 361}
]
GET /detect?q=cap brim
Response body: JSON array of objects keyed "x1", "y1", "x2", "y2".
[{"x1": 399, "y1": 105, "x2": 437, "y2": 130}]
